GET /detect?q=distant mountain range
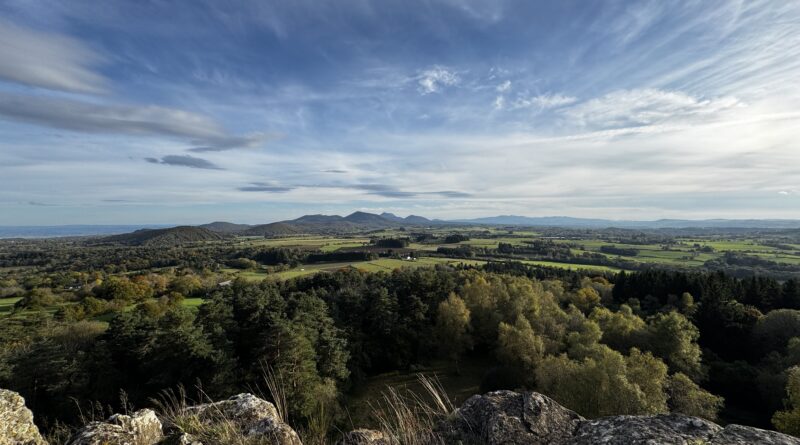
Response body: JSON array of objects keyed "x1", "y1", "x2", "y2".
[
  {"x1": 195, "y1": 212, "x2": 800, "y2": 236},
  {"x1": 4, "y1": 213, "x2": 800, "y2": 240},
  {"x1": 216, "y1": 211, "x2": 435, "y2": 237},
  {"x1": 451, "y1": 216, "x2": 800, "y2": 229}
]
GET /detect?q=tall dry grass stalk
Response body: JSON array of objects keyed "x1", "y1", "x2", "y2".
[
  {"x1": 260, "y1": 361, "x2": 288, "y2": 424},
  {"x1": 153, "y1": 385, "x2": 272, "y2": 445},
  {"x1": 370, "y1": 374, "x2": 456, "y2": 445}
]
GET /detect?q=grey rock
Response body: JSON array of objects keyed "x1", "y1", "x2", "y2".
[
  {"x1": 335, "y1": 429, "x2": 390, "y2": 445},
  {"x1": 0, "y1": 388, "x2": 47, "y2": 445},
  {"x1": 450, "y1": 390, "x2": 583, "y2": 445},
  {"x1": 570, "y1": 413, "x2": 721, "y2": 445},
  {"x1": 710, "y1": 424, "x2": 800, "y2": 445},
  {"x1": 67, "y1": 409, "x2": 163, "y2": 445},
  {"x1": 182, "y1": 393, "x2": 300, "y2": 445}
]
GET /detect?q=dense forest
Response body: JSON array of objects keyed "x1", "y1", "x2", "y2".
[{"x1": 4, "y1": 255, "x2": 800, "y2": 441}]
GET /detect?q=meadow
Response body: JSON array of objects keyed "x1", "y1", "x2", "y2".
[{"x1": 213, "y1": 231, "x2": 800, "y2": 283}]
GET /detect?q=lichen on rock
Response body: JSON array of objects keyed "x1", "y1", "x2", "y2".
[
  {"x1": 0, "y1": 388, "x2": 47, "y2": 445},
  {"x1": 171, "y1": 393, "x2": 301, "y2": 445},
  {"x1": 67, "y1": 409, "x2": 163, "y2": 445},
  {"x1": 446, "y1": 390, "x2": 583, "y2": 445}
]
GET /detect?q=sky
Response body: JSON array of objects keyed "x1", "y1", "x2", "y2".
[{"x1": 1, "y1": 0, "x2": 800, "y2": 225}]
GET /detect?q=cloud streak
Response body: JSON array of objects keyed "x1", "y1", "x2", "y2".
[
  {"x1": 0, "y1": 92, "x2": 262, "y2": 150},
  {"x1": 238, "y1": 182, "x2": 294, "y2": 192},
  {"x1": 562, "y1": 89, "x2": 742, "y2": 129},
  {"x1": 0, "y1": 18, "x2": 107, "y2": 93},
  {"x1": 146, "y1": 155, "x2": 223, "y2": 170}
]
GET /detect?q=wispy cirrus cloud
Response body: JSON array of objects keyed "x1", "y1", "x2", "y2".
[
  {"x1": 562, "y1": 89, "x2": 742, "y2": 128},
  {"x1": 504, "y1": 93, "x2": 578, "y2": 111},
  {"x1": 417, "y1": 66, "x2": 460, "y2": 94},
  {"x1": 0, "y1": 92, "x2": 264, "y2": 151},
  {"x1": 330, "y1": 183, "x2": 471, "y2": 199},
  {"x1": 188, "y1": 133, "x2": 272, "y2": 152},
  {"x1": 145, "y1": 155, "x2": 223, "y2": 170},
  {"x1": 238, "y1": 182, "x2": 294, "y2": 192},
  {"x1": 0, "y1": 18, "x2": 107, "y2": 93}
]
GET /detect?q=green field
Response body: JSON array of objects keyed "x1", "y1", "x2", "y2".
[
  {"x1": 225, "y1": 231, "x2": 800, "y2": 271},
  {"x1": 220, "y1": 232, "x2": 800, "y2": 279},
  {"x1": 182, "y1": 297, "x2": 205, "y2": 308},
  {"x1": 271, "y1": 257, "x2": 487, "y2": 280},
  {"x1": 0, "y1": 297, "x2": 21, "y2": 313},
  {"x1": 549, "y1": 237, "x2": 800, "y2": 268},
  {"x1": 520, "y1": 260, "x2": 625, "y2": 273}
]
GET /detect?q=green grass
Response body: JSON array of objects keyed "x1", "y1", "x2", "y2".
[
  {"x1": 0, "y1": 296, "x2": 21, "y2": 313},
  {"x1": 267, "y1": 257, "x2": 486, "y2": 281},
  {"x1": 181, "y1": 297, "x2": 205, "y2": 308},
  {"x1": 520, "y1": 260, "x2": 624, "y2": 273},
  {"x1": 551, "y1": 237, "x2": 800, "y2": 268}
]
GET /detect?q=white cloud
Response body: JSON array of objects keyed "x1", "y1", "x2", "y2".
[
  {"x1": 417, "y1": 66, "x2": 459, "y2": 94},
  {"x1": 512, "y1": 93, "x2": 578, "y2": 110},
  {"x1": 0, "y1": 19, "x2": 107, "y2": 93},
  {"x1": 0, "y1": 91, "x2": 263, "y2": 150},
  {"x1": 493, "y1": 95, "x2": 505, "y2": 110},
  {"x1": 496, "y1": 80, "x2": 512, "y2": 92},
  {"x1": 562, "y1": 89, "x2": 742, "y2": 128}
]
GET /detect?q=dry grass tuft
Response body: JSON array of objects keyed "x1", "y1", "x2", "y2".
[{"x1": 369, "y1": 374, "x2": 456, "y2": 445}]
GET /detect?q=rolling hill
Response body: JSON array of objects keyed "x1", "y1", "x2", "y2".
[
  {"x1": 198, "y1": 221, "x2": 253, "y2": 234},
  {"x1": 103, "y1": 226, "x2": 226, "y2": 246},
  {"x1": 242, "y1": 222, "x2": 305, "y2": 236}
]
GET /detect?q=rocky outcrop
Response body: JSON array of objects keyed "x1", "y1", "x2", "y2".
[
  {"x1": 710, "y1": 424, "x2": 800, "y2": 445},
  {"x1": 67, "y1": 409, "x2": 163, "y2": 445},
  {"x1": 448, "y1": 391, "x2": 583, "y2": 445},
  {"x1": 570, "y1": 413, "x2": 721, "y2": 444},
  {"x1": 0, "y1": 389, "x2": 46, "y2": 445},
  {"x1": 440, "y1": 390, "x2": 800, "y2": 445},
  {"x1": 5, "y1": 386, "x2": 800, "y2": 445},
  {"x1": 174, "y1": 393, "x2": 301, "y2": 445}
]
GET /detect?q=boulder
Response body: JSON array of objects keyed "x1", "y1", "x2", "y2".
[
  {"x1": 67, "y1": 409, "x2": 163, "y2": 445},
  {"x1": 181, "y1": 393, "x2": 300, "y2": 445},
  {"x1": 441, "y1": 390, "x2": 800, "y2": 445},
  {"x1": 335, "y1": 429, "x2": 390, "y2": 445},
  {"x1": 448, "y1": 390, "x2": 583, "y2": 445},
  {"x1": 570, "y1": 413, "x2": 721, "y2": 445},
  {"x1": 710, "y1": 424, "x2": 800, "y2": 445},
  {"x1": 0, "y1": 388, "x2": 46, "y2": 445}
]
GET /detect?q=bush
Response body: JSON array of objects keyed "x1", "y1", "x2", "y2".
[
  {"x1": 15, "y1": 288, "x2": 60, "y2": 309},
  {"x1": 443, "y1": 234, "x2": 469, "y2": 244}
]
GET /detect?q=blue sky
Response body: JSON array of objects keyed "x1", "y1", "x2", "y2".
[{"x1": 1, "y1": 0, "x2": 799, "y2": 224}]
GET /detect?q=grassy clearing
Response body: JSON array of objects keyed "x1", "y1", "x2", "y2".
[
  {"x1": 520, "y1": 260, "x2": 624, "y2": 273},
  {"x1": 181, "y1": 297, "x2": 205, "y2": 308},
  {"x1": 269, "y1": 257, "x2": 486, "y2": 280},
  {"x1": 242, "y1": 236, "x2": 370, "y2": 250},
  {"x1": 0, "y1": 296, "x2": 21, "y2": 313}
]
